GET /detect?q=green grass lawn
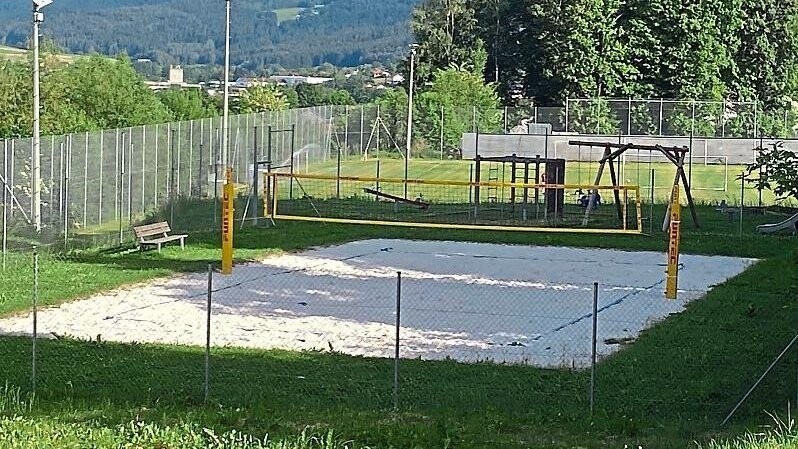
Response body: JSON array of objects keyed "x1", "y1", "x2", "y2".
[
  {"x1": 0, "y1": 44, "x2": 85, "y2": 64},
  {"x1": 301, "y1": 158, "x2": 791, "y2": 206},
  {"x1": 0, "y1": 45, "x2": 27, "y2": 60},
  {"x1": 1, "y1": 202, "x2": 797, "y2": 448},
  {"x1": 272, "y1": 7, "x2": 304, "y2": 23}
]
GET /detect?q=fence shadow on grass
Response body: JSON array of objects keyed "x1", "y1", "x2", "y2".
[{"x1": 0, "y1": 335, "x2": 590, "y2": 445}]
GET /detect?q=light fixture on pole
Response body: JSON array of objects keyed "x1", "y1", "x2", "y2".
[
  {"x1": 221, "y1": 0, "x2": 231, "y2": 175},
  {"x1": 404, "y1": 43, "x2": 418, "y2": 199},
  {"x1": 31, "y1": 0, "x2": 53, "y2": 233}
]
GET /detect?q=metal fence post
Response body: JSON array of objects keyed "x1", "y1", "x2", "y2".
[
  {"x1": 2, "y1": 139, "x2": 7, "y2": 270},
  {"x1": 650, "y1": 169, "x2": 655, "y2": 234},
  {"x1": 141, "y1": 126, "x2": 146, "y2": 213},
  {"x1": 83, "y1": 132, "x2": 89, "y2": 228},
  {"x1": 205, "y1": 264, "x2": 212, "y2": 403},
  {"x1": 336, "y1": 143, "x2": 341, "y2": 198},
  {"x1": 375, "y1": 159, "x2": 382, "y2": 193},
  {"x1": 7, "y1": 140, "x2": 12, "y2": 220},
  {"x1": 740, "y1": 171, "x2": 745, "y2": 238},
  {"x1": 440, "y1": 105, "x2": 445, "y2": 160},
  {"x1": 119, "y1": 132, "x2": 126, "y2": 245},
  {"x1": 115, "y1": 130, "x2": 120, "y2": 226},
  {"x1": 359, "y1": 106, "x2": 366, "y2": 157},
  {"x1": 344, "y1": 106, "x2": 350, "y2": 156},
  {"x1": 153, "y1": 124, "x2": 159, "y2": 207},
  {"x1": 64, "y1": 136, "x2": 71, "y2": 247},
  {"x1": 627, "y1": 98, "x2": 632, "y2": 135},
  {"x1": 127, "y1": 129, "x2": 133, "y2": 226},
  {"x1": 565, "y1": 99, "x2": 570, "y2": 133},
  {"x1": 394, "y1": 271, "x2": 402, "y2": 411},
  {"x1": 170, "y1": 128, "x2": 177, "y2": 226},
  {"x1": 253, "y1": 125, "x2": 260, "y2": 226},
  {"x1": 32, "y1": 248, "x2": 39, "y2": 394},
  {"x1": 189, "y1": 120, "x2": 194, "y2": 196},
  {"x1": 289, "y1": 124, "x2": 296, "y2": 200},
  {"x1": 590, "y1": 282, "x2": 598, "y2": 415}
]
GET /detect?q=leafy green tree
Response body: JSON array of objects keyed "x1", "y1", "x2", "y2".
[
  {"x1": 280, "y1": 86, "x2": 300, "y2": 108},
  {"x1": 159, "y1": 88, "x2": 219, "y2": 120},
  {"x1": 376, "y1": 88, "x2": 409, "y2": 155},
  {"x1": 620, "y1": 0, "x2": 730, "y2": 99},
  {"x1": 237, "y1": 85, "x2": 289, "y2": 113},
  {"x1": 56, "y1": 55, "x2": 173, "y2": 129},
  {"x1": 521, "y1": 0, "x2": 632, "y2": 103},
  {"x1": 0, "y1": 60, "x2": 31, "y2": 138},
  {"x1": 410, "y1": 0, "x2": 486, "y2": 84},
  {"x1": 295, "y1": 83, "x2": 355, "y2": 107},
  {"x1": 416, "y1": 67, "x2": 501, "y2": 155},
  {"x1": 745, "y1": 141, "x2": 798, "y2": 202},
  {"x1": 728, "y1": 0, "x2": 798, "y2": 109}
]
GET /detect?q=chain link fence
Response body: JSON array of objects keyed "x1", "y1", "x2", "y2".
[{"x1": 1, "y1": 100, "x2": 796, "y2": 256}]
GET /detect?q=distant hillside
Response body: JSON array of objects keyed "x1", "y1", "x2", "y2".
[{"x1": 0, "y1": 0, "x2": 418, "y2": 69}]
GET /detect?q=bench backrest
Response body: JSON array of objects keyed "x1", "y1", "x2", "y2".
[{"x1": 134, "y1": 221, "x2": 171, "y2": 239}]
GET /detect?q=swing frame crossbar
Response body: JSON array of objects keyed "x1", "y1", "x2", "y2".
[{"x1": 569, "y1": 141, "x2": 698, "y2": 230}]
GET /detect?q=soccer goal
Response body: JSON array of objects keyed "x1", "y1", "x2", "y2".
[{"x1": 263, "y1": 173, "x2": 643, "y2": 234}]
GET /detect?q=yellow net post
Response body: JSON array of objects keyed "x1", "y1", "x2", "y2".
[
  {"x1": 665, "y1": 184, "x2": 682, "y2": 299},
  {"x1": 221, "y1": 168, "x2": 234, "y2": 275}
]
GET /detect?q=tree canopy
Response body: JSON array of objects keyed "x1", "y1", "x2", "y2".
[{"x1": 413, "y1": 0, "x2": 798, "y2": 107}]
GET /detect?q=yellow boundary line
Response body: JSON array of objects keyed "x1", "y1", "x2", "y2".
[{"x1": 274, "y1": 214, "x2": 644, "y2": 235}]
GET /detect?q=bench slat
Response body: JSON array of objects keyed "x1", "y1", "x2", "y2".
[
  {"x1": 134, "y1": 221, "x2": 171, "y2": 238},
  {"x1": 140, "y1": 234, "x2": 188, "y2": 245}
]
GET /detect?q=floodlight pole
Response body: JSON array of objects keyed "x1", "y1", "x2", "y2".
[
  {"x1": 221, "y1": 0, "x2": 231, "y2": 174},
  {"x1": 405, "y1": 45, "x2": 417, "y2": 162},
  {"x1": 31, "y1": 1, "x2": 50, "y2": 232},
  {"x1": 404, "y1": 44, "x2": 417, "y2": 200}
]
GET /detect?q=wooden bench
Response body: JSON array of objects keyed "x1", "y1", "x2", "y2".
[{"x1": 133, "y1": 221, "x2": 188, "y2": 252}]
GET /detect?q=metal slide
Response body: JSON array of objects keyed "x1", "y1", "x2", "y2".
[{"x1": 757, "y1": 212, "x2": 798, "y2": 235}]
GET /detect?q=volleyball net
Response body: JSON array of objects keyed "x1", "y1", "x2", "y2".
[{"x1": 263, "y1": 173, "x2": 643, "y2": 234}]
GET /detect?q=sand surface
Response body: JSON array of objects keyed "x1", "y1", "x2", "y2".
[{"x1": 0, "y1": 239, "x2": 756, "y2": 367}]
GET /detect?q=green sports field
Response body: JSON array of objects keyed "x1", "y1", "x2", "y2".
[{"x1": 298, "y1": 157, "x2": 786, "y2": 206}]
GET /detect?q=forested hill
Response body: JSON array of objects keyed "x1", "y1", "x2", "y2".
[{"x1": 0, "y1": 0, "x2": 418, "y2": 69}]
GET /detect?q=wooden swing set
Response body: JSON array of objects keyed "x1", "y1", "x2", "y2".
[{"x1": 568, "y1": 141, "x2": 699, "y2": 231}]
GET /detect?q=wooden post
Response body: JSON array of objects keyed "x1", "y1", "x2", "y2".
[
  {"x1": 607, "y1": 156, "x2": 624, "y2": 222},
  {"x1": 678, "y1": 158, "x2": 700, "y2": 228},
  {"x1": 582, "y1": 146, "x2": 610, "y2": 226}
]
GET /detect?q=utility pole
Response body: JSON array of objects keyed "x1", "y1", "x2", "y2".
[
  {"x1": 405, "y1": 44, "x2": 418, "y2": 162},
  {"x1": 221, "y1": 0, "x2": 231, "y2": 173},
  {"x1": 32, "y1": 0, "x2": 53, "y2": 232},
  {"x1": 403, "y1": 44, "x2": 419, "y2": 200}
]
